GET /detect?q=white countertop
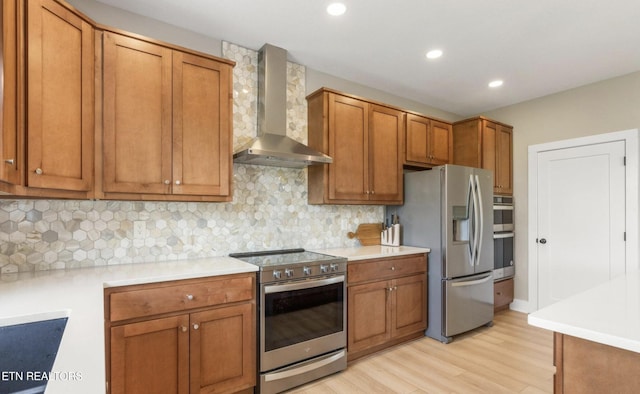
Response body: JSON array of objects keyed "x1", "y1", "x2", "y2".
[
  {"x1": 528, "y1": 271, "x2": 640, "y2": 353},
  {"x1": 311, "y1": 245, "x2": 430, "y2": 261},
  {"x1": 0, "y1": 245, "x2": 430, "y2": 393},
  {"x1": 0, "y1": 257, "x2": 257, "y2": 394}
]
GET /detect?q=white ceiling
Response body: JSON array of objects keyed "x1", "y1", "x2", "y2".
[{"x1": 95, "y1": 0, "x2": 640, "y2": 117}]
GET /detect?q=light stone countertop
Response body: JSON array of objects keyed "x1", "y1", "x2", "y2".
[
  {"x1": 528, "y1": 271, "x2": 640, "y2": 353},
  {"x1": 0, "y1": 245, "x2": 430, "y2": 393},
  {"x1": 0, "y1": 257, "x2": 258, "y2": 394},
  {"x1": 311, "y1": 245, "x2": 430, "y2": 260}
]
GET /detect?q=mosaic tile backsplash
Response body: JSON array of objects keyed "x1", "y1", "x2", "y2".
[{"x1": 0, "y1": 42, "x2": 382, "y2": 274}]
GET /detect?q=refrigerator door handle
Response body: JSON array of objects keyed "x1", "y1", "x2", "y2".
[
  {"x1": 467, "y1": 175, "x2": 476, "y2": 268},
  {"x1": 475, "y1": 174, "x2": 484, "y2": 266},
  {"x1": 470, "y1": 174, "x2": 480, "y2": 268},
  {"x1": 451, "y1": 274, "x2": 493, "y2": 287}
]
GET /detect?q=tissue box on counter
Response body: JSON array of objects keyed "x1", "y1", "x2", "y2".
[{"x1": 381, "y1": 224, "x2": 400, "y2": 246}]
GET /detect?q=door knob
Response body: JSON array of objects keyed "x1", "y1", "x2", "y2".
[{"x1": 539, "y1": 238, "x2": 547, "y2": 244}]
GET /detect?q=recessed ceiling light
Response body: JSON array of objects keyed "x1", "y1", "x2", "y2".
[
  {"x1": 489, "y1": 80, "x2": 504, "y2": 88},
  {"x1": 327, "y1": 3, "x2": 347, "y2": 16},
  {"x1": 426, "y1": 49, "x2": 443, "y2": 59}
]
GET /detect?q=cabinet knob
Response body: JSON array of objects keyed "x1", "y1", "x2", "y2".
[
  {"x1": 164, "y1": 179, "x2": 170, "y2": 185},
  {"x1": 35, "y1": 168, "x2": 43, "y2": 175},
  {"x1": 186, "y1": 294, "x2": 194, "y2": 301},
  {"x1": 371, "y1": 190, "x2": 375, "y2": 195},
  {"x1": 391, "y1": 266, "x2": 395, "y2": 271},
  {"x1": 193, "y1": 323, "x2": 199, "y2": 330},
  {"x1": 388, "y1": 287, "x2": 394, "y2": 292},
  {"x1": 181, "y1": 326, "x2": 188, "y2": 332},
  {"x1": 175, "y1": 180, "x2": 181, "y2": 185},
  {"x1": 4, "y1": 159, "x2": 15, "y2": 165}
]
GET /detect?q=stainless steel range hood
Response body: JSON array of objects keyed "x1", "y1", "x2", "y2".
[{"x1": 233, "y1": 44, "x2": 332, "y2": 168}]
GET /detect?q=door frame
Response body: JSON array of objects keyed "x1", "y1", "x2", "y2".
[{"x1": 527, "y1": 129, "x2": 639, "y2": 312}]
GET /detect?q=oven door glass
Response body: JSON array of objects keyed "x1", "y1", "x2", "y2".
[
  {"x1": 493, "y1": 205, "x2": 514, "y2": 232},
  {"x1": 263, "y1": 276, "x2": 344, "y2": 352},
  {"x1": 494, "y1": 233, "x2": 514, "y2": 279}
]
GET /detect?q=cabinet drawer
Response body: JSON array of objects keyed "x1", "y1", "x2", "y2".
[
  {"x1": 109, "y1": 275, "x2": 254, "y2": 322},
  {"x1": 348, "y1": 254, "x2": 427, "y2": 284},
  {"x1": 494, "y1": 278, "x2": 514, "y2": 310}
]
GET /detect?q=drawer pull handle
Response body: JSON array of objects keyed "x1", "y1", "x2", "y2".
[
  {"x1": 193, "y1": 323, "x2": 199, "y2": 330},
  {"x1": 186, "y1": 294, "x2": 194, "y2": 301},
  {"x1": 391, "y1": 266, "x2": 395, "y2": 271}
]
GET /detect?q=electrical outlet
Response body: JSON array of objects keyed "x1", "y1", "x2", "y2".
[{"x1": 133, "y1": 221, "x2": 146, "y2": 239}]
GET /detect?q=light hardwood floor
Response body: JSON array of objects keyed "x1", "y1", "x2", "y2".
[{"x1": 287, "y1": 310, "x2": 554, "y2": 394}]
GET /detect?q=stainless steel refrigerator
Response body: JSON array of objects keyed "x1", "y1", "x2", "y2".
[{"x1": 387, "y1": 164, "x2": 494, "y2": 343}]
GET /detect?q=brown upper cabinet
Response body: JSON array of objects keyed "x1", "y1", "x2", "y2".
[
  {"x1": 405, "y1": 113, "x2": 453, "y2": 167},
  {"x1": 99, "y1": 31, "x2": 234, "y2": 202},
  {"x1": 453, "y1": 117, "x2": 513, "y2": 195},
  {"x1": 0, "y1": 0, "x2": 234, "y2": 201},
  {"x1": 0, "y1": 0, "x2": 94, "y2": 198},
  {"x1": 307, "y1": 88, "x2": 404, "y2": 205}
]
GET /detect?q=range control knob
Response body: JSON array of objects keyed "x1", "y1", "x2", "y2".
[
  {"x1": 273, "y1": 270, "x2": 282, "y2": 279},
  {"x1": 320, "y1": 264, "x2": 329, "y2": 273},
  {"x1": 303, "y1": 266, "x2": 312, "y2": 276},
  {"x1": 330, "y1": 263, "x2": 339, "y2": 272},
  {"x1": 285, "y1": 268, "x2": 294, "y2": 278}
]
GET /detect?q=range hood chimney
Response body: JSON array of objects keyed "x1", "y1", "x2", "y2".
[{"x1": 233, "y1": 44, "x2": 332, "y2": 168}]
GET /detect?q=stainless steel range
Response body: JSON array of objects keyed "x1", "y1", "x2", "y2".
[{"x1": 229, "y1": 248, "x2": 347, "y2": 394}]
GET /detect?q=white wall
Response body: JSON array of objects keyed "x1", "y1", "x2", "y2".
[{"x1": 484, "y1": 70, "x2": 640, "y2": 304}]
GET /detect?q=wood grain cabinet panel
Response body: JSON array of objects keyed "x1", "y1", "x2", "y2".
[
  {"x1": 347, "y1": 253, "x2": 427, "y2": 361},
  {"x1": 554, "y1": 333, "x2": 640, "y2": 393},
  {"x1": 307, "y1": 88, "x2": 403, "y2": 205},
  {"x1": 110, "y1": 315, "x2": 190, "y2": 394},
  {"x1": 0, "y1": 0, "x2": 94, "y2": 197},
  {"x1": 1, "y1": 0, "x2": 20, "y2": 186},
  {"x1": 453, "y1": 116, "x2": 513, "y2": 195},
  {"x1": 105, "y1": 273, "x2": 256, "y2": 394},
  {"x1": 494, "y1": 277, "x2": 514, "y2": 312},
  {"x1": 101, "y1": 31, "x2": 233, "y2": 201},
  {"x1": 405, "y1": 113, "x2": 453, "y2": 167}
]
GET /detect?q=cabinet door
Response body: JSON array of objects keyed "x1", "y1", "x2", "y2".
[
  {"x1": 328, "y1": 93, "x2": 368, "y2": 201},
  {"x1": 348, "y1": 281, "x2": 390, "y2": 354},
  {"x1": 391, "y1": 274, "x2": 427, "y2": 338},
  {"x1": 405, "y1": 113, "x2": 430, "y2": 164},
  {"x1": 430, "y1": 120, "x2": 453, "y2": 165},
  {"x1": 368, "y1": 104, "x2": 403, "y2": 203},
  {"x1": 495, "y1": 124, "x2": 513, "y2": 194},
  {"x1": 172, "y1": 51, "x2": 232, "y2": 197},
  {"x1": 190, "y1": 303, "x2": 255, "y2": 394},
  {"x1": 103, "y1": 32, "x2": 172, "y2": 194},
  {"x1": 1, "y1": 0, "x2": 20, "y2": 185},
  {"x1": 110, "y1": 315, "x2": 190, "y2": 394},
  {"x1": 26, "y1": 0, "x2": 93, "y2": 191},
  {"x1": 481, "y1": 120, "x2": 499, "y2": 191}
]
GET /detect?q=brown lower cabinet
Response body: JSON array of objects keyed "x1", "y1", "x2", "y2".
[
  {"x1": 105, "y1": 273, "x2": 256, "y2": 394},
  {"x1": 494, "y1": 277, "x2": 514, "y2": 312},
  {"x1": 554, "y1": 333, "x2": 640, "y2": 393},
  {"x1": 347, "y1": 254, "x2": 427, "y2": 361}
]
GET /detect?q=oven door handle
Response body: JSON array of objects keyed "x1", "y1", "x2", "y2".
[
  {"x1": 493, "y1": 232, "x2": 515, "y2": 239},
  {"x1": 264, "y1": 349, "x2": 346, "y2": 382},
  {"x1": 264, "y1": 275, "x2": 345, "y2": 294}
]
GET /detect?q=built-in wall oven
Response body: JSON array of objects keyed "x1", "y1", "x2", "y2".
[
  {"x1": 493, "y1": 196, "x2": 515, "y2": 280},
  {"x1": 229, "y1": 249, "x2": 347, "y2": 394}
]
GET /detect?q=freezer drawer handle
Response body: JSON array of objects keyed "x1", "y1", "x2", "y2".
[{"x1": 451, "y1": 274, "x2": 493, "y2": 287}]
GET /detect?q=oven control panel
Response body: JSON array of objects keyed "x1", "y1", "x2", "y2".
[{"x1": 261, "y1": 260, "x2": 347, "y2": 283}]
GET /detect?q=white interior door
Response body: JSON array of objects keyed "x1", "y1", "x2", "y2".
[{"x1": 537, "y1": 141, "x2": 626, "y2": 308}]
